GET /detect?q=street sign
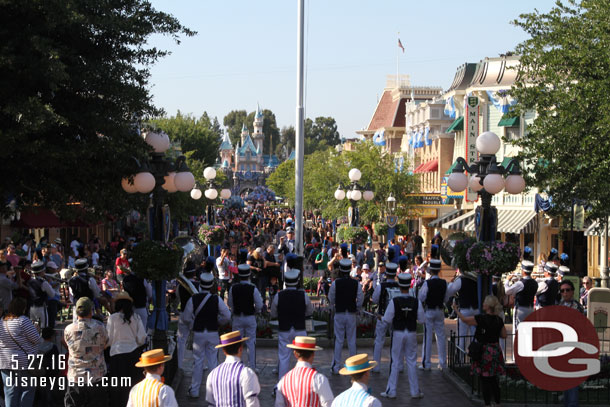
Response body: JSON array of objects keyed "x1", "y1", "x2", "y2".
[{"x1": 465, "y1": 96, "x2": 479, "y2": 202}]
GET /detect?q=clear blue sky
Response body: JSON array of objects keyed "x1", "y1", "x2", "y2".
[{"x1": 148, "y1": 0, "x2": 557, "y2": 138}]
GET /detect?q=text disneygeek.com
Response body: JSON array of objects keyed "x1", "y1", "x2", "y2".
[{"x1": 5, "y1": 373, "x2": 131, "y2": 391}]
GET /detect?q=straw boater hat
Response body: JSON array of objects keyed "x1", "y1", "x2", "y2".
[
  {"x1": 31, "y1": 260, "x2": 46, "y2": 274},
  {"x1": 284, "y1": 269, "x2": 300, "y2": 287},
  {"x1": 135, "y1": 349, "x2": 172, "y2": 368},
  {"x1": 397, "y1": 272, "x2": 412, "y2": 288},
  {"x1": 216, "y1": 330, "x2": 249, "y2": 349},
  {"x1": 199, "y1": 272, "x2": 215, "y2": 289},
  {"x1": 385, "y1": 262, "x2": 398, "y2": 276},
  {"x1": 286, "y1": 336, "x2": 323, "y2": 351},
  {"x1": 339, "y1": 353, "x2": 377, "y2": 375},
  {"x1": 75, "y1": 258, "x2": 89, "y2": 272},
  {"x1": 521, "y1": 260, "x2": 535, "y2": 273},
  {"x1": 112, "y1": 291, "x2": 133, "y2": 303},
  {"x1": 237, "y1": 264, "x2": 251, "y2": 278}
]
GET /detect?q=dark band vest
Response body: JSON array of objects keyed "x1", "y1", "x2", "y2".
[
  {"x1": 232, "y1": 283, "x2": 255, "y2": 315},
  {"x1": 457, "y1": 277, "x2": 479, "y2": 309},
  {"x1": 392, "y1": 295, "x2": 418, "y2": 332},
  {"x1": 515, "y1": 278, "x2": 538, "y2": 307},
  {"x1": 191, "y1": 292, "x2": 219, "y2": 332},
  {"x1": 334, "y1": 277, "x2": 358, "y2": 313},
  {"x1": 278, "y1": 289, "x2": 306, "y2": 331},
  {"x1": 424, "y1": 278, "x2": 447, "y2": 309}
]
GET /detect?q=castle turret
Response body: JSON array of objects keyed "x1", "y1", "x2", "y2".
[
  {"x1": 253, "y1": 104, "x2": 264, "y2": 155},
  {"x1": 241, "y1": 123, "x2": 249, "y2": 145},
  {"x1": 219, "y1": 132, "x2": 233, "y2": 169}
]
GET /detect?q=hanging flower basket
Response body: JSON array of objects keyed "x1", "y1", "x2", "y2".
[
  {"x1": 198, "y1": 224, "x2": 226, "y2": 246},
  {"x1": 466, "y1": 241, "x2": 521, "y2": 276},
  {"x1": 336, "y1": 225, "x2": 368, "y2": 245},
  {"x1": 130, "y1": 240, "x2": 183, "y2": 281}
]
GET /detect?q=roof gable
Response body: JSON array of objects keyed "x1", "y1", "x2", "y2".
[{"x1": 238, "y1": 134, "x2": 258, "y2": 156}]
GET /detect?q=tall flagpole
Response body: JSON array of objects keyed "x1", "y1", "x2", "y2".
[
  {"x1": 396, "y1": 32, "x2": 400, "y2": 87},
  {"x1": 295, "y1": 0, "x2": 305, "y2": 256}
]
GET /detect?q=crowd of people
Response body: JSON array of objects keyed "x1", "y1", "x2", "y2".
[{"x1": 0, "y1": 203, "x2": 599, "y2": 407}]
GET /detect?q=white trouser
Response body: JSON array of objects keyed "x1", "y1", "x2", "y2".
[
  {"x1": 385, "y1": 329, "x2": 419, "y2": 397},
  {"x1": 422, "y1": 308, "x2": 446, "y2": 369},
  {"x1": 30, "y1": 305, "x2": 48, "y2": 329},
  {"x1": 189, "y1": 330, "x2": 219, "y2": 397},
  {"x1": 373, "y1": 318, "x2": 390, "y2": 371},
  {"x1": 332, "y1": 312, "x2": 357, "y2": 373},
  {"x1": 176, "y1": 315, "x2": 189, "y2": 369},
  {"x1": 278, "y1": 328, "x2": 307, "y2": 379},
  {"x1": 134, "y1": 307, "x2": 148, "y2": 332},
  {"x1": 512, "y1": 305, "x2": 534, "y2": 359},
  {"x1": 232, "y1": 315, "x2": 257, "y2": 369},
  {"x1": 457, "y1": 307, "x2": 479, "y2": 357}
]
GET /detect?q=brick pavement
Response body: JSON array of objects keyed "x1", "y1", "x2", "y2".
[{"x1": 175, "y1": 336, "x2": 480, "y2": 406}]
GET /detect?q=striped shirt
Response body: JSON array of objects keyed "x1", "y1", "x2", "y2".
[
  {"x1": 331, "y1": 382, "x2": 381, "y2": 407},
  {"x1": 0, "y1": 316, "x2": 41, "y2": 370},
  {"x1": 276, "y1": 362, "x2": 334, "y2": 407},
  {"x1": 127, "y1": 373, "x2": 178, "y2": 407},
  {"x1": 206, "y1": 355, "x2": 260, "y2": 407}
]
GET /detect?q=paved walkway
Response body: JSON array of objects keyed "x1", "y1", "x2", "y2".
[{"x1": 175, "y1": 334, "x2": 479, "y2": 406}]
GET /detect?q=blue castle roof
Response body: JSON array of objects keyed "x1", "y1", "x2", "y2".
[
  {"x1": 263, "y1": 155, "x2": 281, "y2": 168},
  {"x1": 238, "y1": 134, "x2": 258, "y2": 156}
]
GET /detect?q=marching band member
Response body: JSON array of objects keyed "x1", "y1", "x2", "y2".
[
  {"x1": 27, "y1": 260, "x2": 56, "y2": 328},
  {"x1": 371, "y1": 262, "x2": 400, "y2": 372},
  {"x1": 128, "y1": 349, "x2": 178, "y2": 407},
  {"x1": 275, "y1": 336, "x2": 334, "y2": 407},
  {"x1": 228, "y1": 263, "x2": 263, "y2": 371},
  {"x1": 446, "y1": 267, "x2": 480, "y2": 357},
  {"x1": 332, "y1": 354, "x2": 381, "y2": 407},
  {"x1": 505, "y1": 260, "x2": 537, "y2": 331},
  {"x1": 183, "y1": 271, "x2": 231, "y2": 399},
  {"x1": 329, "y1": 258, "x2": 363, "y2": 374},
  {"x1": 176, "y1": 261, "x2": 200, "y2": 370},
  {"x1": 206, "y1": 330, "x2": 261, "y2": 407},
  {"x1": 270, "y1": 268, "x2": 313, "y2": 379},
  {"x1": 536, "y1": 262, "x2": 559, "y2": 308},
  {"x1": 381, "y1": 272, "x2": 424, "y2": 400},
  {"x1": 418, "y1": 258, "x2": 448, "y2": 371}
]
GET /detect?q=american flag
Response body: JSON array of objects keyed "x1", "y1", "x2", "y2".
[{"x1": 398, "y1": 38, "x2": 405, "y2": 53}]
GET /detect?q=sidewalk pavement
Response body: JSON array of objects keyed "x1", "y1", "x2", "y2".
[{"x1": 175, "y1": 335, "x2": 479, "y2": 406}]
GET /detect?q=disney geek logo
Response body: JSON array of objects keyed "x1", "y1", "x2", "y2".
[{"x1": 515, "y1": 306, "x2": 600, "y2": 391}]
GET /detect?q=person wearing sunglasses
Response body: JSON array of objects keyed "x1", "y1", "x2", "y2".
[{"x1": 558, "y1": 280, "x2": 584, "y2": 314}]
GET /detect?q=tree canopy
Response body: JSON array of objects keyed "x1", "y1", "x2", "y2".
[
  {"x1": 511, "y1": 0, "x2": 610, "y2": 220},
  {"x1": 0, "y1": 0, "x2": 194, "y2": 219},
  {"x1": 266, "y1": 140, "x2": 417, "y2": 223}
]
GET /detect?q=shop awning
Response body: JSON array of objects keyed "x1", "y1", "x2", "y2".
[
  {"x1": 413, "y1": 162, "x2": 427, "y2": 173},
  {"x1": 464, "y1": 209, "x2": 537, "y2": 234},
  {"x1": 423, "y1": 159, "x2": 438, "y2": 173},
  {"x1": 442, "y1": 210, "x2": 476, "y2": 230},
  {"x1": 11, "y1": 209, "x2": 63, "y2": 228},
  {"x1": 428, "y1": 209, "x2": 464, "y2": 228},
  {"x1": 498, "y1": 115, "x2": 520, "y2": 127},
  {"x1": 445, "y1": 116, "x2": 464, "y2": 133}
]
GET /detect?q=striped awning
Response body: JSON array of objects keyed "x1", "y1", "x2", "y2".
[
  {"x1": 464, "y1": 209, "x2": 537, "y2": 234},
  {"x1": 428, "y1": 209, "x2": 464, "y2": 228},
  {"x1": 442, "y1": 210, "x2": 476, "y2": 230}
]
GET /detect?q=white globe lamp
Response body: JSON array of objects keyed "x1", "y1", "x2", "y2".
[
  {"x1": 174, "y1": 171, "x2": 195, "y2": 192},
  {"x1": 134, "y1": 172, "x2": 155, "y2": 193},
  {"x1": 346, "y1": 190, "x2": 353, "y2": 200},
  {"x1": 476, "y1": 131, "x2": 502, "y2": 155},
  {"x1": 162, "y1": 172, "x2": 177, "y2": 193},
  {"x1": 121, "y1": 177, "x2": 138, "y2": 193},
  {"x1": 220, "y1": 188, "x2": 232, "y2": 200},
  {"x1": 348, "y1": 168, "x2": 362, "y2": 182},
  {"x1": 483, "y1": 173, "x2": 505, "y2": 194},
  {"x1": 447, "y1": 172, "x2": 468, "y2": 192},
  {"x1": 205, "y1": 188, "x2": 218, "y2": 200},
  {"x1": 334, "y1": 189, "x2": 346, "y2": 200},
  {"x1": 351, "y1": 190, "x2": 362, "y2": 201},
  {"x1": 144, "y1": 131, "x2": 170, "y2": 154},
  {"x1": 363, "y1": 190, "x2": 374, "y2": 201},
  {"x1": 190, "y1": 188, "x2": 202, "y2": 200},
  {"x1": 505, "y1": 174, "x2": 526, "y2": 194},
  {"x1": 468, "y1": 175, "x2": 484, "y2": 192},
  {"x1": 203, "y1": 167, "x2": 217, "y2": 181}
]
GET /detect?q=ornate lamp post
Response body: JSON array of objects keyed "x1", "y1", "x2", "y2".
[
  {"x1": 121, "y1": 130, "x2": 195, "y2": 350},
  {"x1": 386, "y1": 193, "x2": 397, "y2": 242},
  {"x1": 334, "y1": 168, "x2": 374, "y2": 227},
  {"x1": 446, "y1": 131, "x2": 525, "y2": 242}
]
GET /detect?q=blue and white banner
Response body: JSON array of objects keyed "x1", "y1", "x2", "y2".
[
  {"x1": 444, "y1": 96, "x2": 456, "y2": 118},
  {"x1": 486, "y1": 90, "x2": 516, "y2": 114},
  {"x1": 373, "y1": 130, "x2": 386, "y2": 146},
  {"x1": 424, "y1": 127, "x2": 431, "y2": 146}
]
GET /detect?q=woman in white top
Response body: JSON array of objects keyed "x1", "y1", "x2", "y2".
[{"x1": 107, "y1": 292, "x2": 147, "y2": 406}]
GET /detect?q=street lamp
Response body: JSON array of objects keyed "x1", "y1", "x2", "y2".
[
  {"x1": 386, "y1": 193, "x2": 397, "y2": 242},
  {"x1": 121, "y1": 130, "x2": 195, "y2": 351},
  {"x1": 334, "y1": 167, "x2": 374, "y2": 227},
  {"x1": 200, "y1": 166, "x2": 232, "y2": 226},
  {"x1": 447, "y1": 131, "x2": 525, "y2": 241}
]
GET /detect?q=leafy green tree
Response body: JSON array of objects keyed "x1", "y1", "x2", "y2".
[
  {"x1": 266, "y1": 159, "x2": 295, "y2": 201},
  {"x1": 149, "y1": 111, "x2": 221, "y2": 168},
  {"x1": 277, "y1": 126, "x2": 296, "y2": 159},
  {"x1": 223, "y1": 110, "x2": 248, "y2": 146},
  {"x1": 511, "y1": 0, "x2": 610, "y2": 220},
  {"x1": 0, "y1": 0, "x2": 194, "y2": 219}
]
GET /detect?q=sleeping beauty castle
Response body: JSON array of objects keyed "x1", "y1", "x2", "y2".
[{"x1": 217, "y1": 105, "x2": 283, "y2": 196}]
